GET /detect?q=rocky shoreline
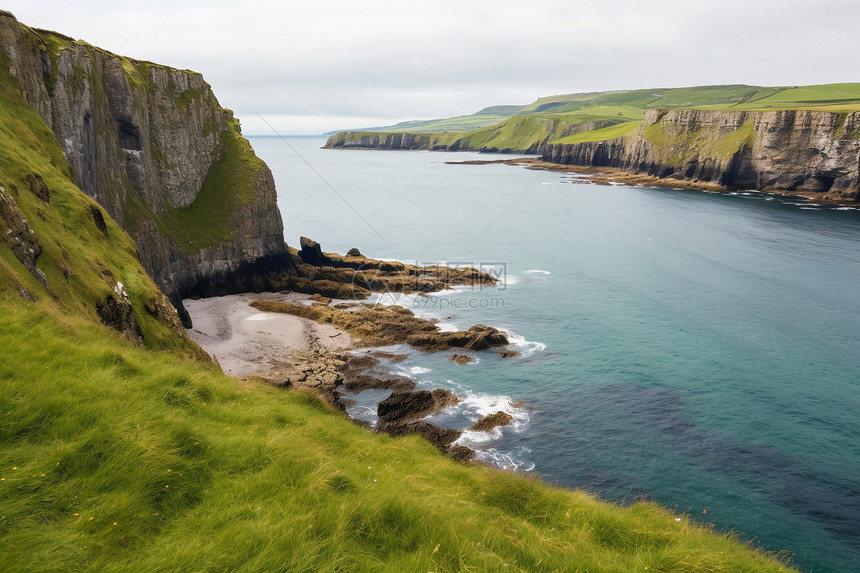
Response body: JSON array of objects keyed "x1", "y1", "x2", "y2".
[
  {"x1": 450, "y1": 158, "x2": 860, "y2": 208},
  {"x1": 185, "y1": 240, "x2": 521, "y2": 462}
]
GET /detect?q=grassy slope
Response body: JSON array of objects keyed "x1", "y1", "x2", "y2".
[
  {"x1": 1, "y1": 42, "x2": 795, "y2": 570},
  {"x1": 0, "y1": 298, "x2": 796, "y2": 573},
  {"x1": 0, "y1": 58, "x2": 188, "y2": 351},
  {"x1": 345, "y1": 106, "x2": 525, "y2": 135}
]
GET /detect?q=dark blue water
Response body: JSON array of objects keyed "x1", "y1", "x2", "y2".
[{"x1": 251, "y1": 136, "x2": 860, "y2": 572}]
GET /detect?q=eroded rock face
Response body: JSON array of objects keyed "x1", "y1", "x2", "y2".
[
  {"x1": 377, "y1": 389, "x2": 460, "y2": 426},
  {"x1": 376, "y1": 389, "x2": 466, "y2": 456},
  {"x1": 0, "y1": 13, "x2": 294, "y2": 326},
  {"x1": 0, "y1": 185, "x2": 46, "y2": 286},
  {"x1": 96, "y1": 291, "x2": 143, "y2": 345},
  {"x1": 542, "y1": 108, "x2": 860, "y2": 201},
  {"x1": 468, "y1": 411, "x2": 513, "y2": 432}
]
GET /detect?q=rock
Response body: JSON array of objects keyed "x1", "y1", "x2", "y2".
[
  {"x1": 449, "y1": 354, "x2": 474, "y2": 365},
  {"x1": 311, "y1": 293, "x2": 332, "y2": 305},
  {"x1": 368, "y1": 350, "x2": 409, "y2": 363},
  {"x1": 407, "y1": 324, "x2": 508, "y2": 352},
  {"x1": 26, "y1": 173, "x2": 50, "y2": 203},
  {"x1": 346, "y1": 247, "x2": 362, "y2": 257},
  {"x1": 346, "y1": 374, "x2": 415, "y2": 393},
  {"x1": 498, "y1": 349, "x2": 521, "y2": 359},
  {"x1": 381, "y1": 420, "x2": 461, "y2": 448},
  {"x1": 375, "y1": 389, "x2": 471, "y2": 460},
  {"x1": 96, "y1": 293, "x2": 143, "y2": 344},
  {"x1": 468, "y1": 411, "x2": 513, "y2": 432},
  {"x1": 447, "y1": 445, "x2": 476, "y2": 463},
  {"x1": 0, "y1": 185, "x2": 45, "y2": 286},
  {"x1": 90, "y1": 205, "x2": 108, "y2": 236},
  {"x1": 377, "y1": 389, "x2": 459, "y2": 426},
  {"x1": 299, "y1": 236, "x2": 328, "y2": 266}
]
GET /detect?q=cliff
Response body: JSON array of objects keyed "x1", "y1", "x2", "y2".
[
  {"x1": 328, "y1": 99, "x2": 860, "y2": 202},
  {"x1": 326, "y1": 117, "x2": 619, "y2": 154},
  {"x1": 544, "y1": 108, "x2": 860, "y2": 200},
  {"x1": 0, "y1": 12, "x2": 294, "y2": 324}
]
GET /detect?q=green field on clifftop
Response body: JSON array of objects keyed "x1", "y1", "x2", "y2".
[{"x1": 341, "y1": 83, "x2": 860, "y2": 151}]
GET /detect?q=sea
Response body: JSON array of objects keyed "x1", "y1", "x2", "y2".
[{"x1": 249, "y1": 135, "x2": 860, "y2": 572}]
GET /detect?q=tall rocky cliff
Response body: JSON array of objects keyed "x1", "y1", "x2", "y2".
[
  {"x1": 328, "y1": 108, "x2": 860, "y2": 201},
  {"x1": 325, "y1": 118, "x2": 618, "y2": 154},
  {"x1": 0, "y1": 12, "x2": 294, "y2": 324},
  {"x1": 543, "y1": 108, "x2": 860, "y2": 200}
]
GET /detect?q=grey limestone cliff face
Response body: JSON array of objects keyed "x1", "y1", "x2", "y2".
[
  {"x1": 542, "y1": 108, "x2": 860, "y2": 200},
  {"x1": 0, "y1": 12, "x2": 294, "y2": 324}
]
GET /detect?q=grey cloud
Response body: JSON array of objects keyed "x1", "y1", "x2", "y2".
[{"x1": 4, "y1": 0, "x2": 860, "y2": 133}]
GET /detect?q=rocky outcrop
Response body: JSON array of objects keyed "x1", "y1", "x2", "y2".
[
  {"x1": 0, "y1": 12, "x2": 294, "y2": 325},
  {"x1": 468, "y1": 411, "x2": 513, "y2": 432},
  {"x1": 542, "y1": 108, "x2": 860, "y2": 201},
  {"x1": 376, "y1": 389, "x2": 471, "y2": 459},
  {"x1": 326, "y1": 131, "x2": 432, "y2": 150},
  {"x1": 0, "y1": 184, "x2": 46, "y2": 286}
]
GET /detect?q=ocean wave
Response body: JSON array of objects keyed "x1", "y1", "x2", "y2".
[
  {"x1": 500, "y1": 329, "x2": 547, "y2": 356},
  {"x1": 409, "y1": 366, "x2": 432, "y2": 375},
  {"x1": 435, "y1": 321, "x2": 459, "y2": 332},
  {"x1": 473, "y1": 447, "x2": 535, "y2": 472},
  {"x1": 450, "y1": 391, "x2": 530, "y2": 432},
  {"x1": 525, "y1": 269, "x2": 551, "y2": 275}
]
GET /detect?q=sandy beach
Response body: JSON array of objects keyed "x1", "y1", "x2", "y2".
[{"x1": 183, "y1": 292, "x2": 353, "y2": 379}]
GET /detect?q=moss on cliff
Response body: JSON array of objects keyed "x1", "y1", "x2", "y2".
[
  {"x1": 151, "y1": 117, "x2": 262, "y2": 252},
  {"x1": 644, "y1": 118, "x2": 755, "y2": 167}
]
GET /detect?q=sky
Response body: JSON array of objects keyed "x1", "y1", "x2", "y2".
[{"x1": 4, "y1": 1, "x2": 860, "y2": 135}]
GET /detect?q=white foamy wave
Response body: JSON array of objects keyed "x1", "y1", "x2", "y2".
[
  {"x1": 456, "y1": 392, "x2": 530, "y2": 431},
  {"x1": 501, "y1": 329, "x2": 547, "y2": 356},
  {"x1": 525, "y1": 269, "x2": 551, "y2": 275},
  {"x1": 409, "y1": 366, "x2": 432, "y2": 375},
  {"x1": 473, "y1": 448, "x2": 535, "y2": 472},
  {"x1": 435, "y1": 321, "x2": 459, "y2": 332},
  {"x1": 456, "y1": 428, "x2": 505, "y2": 447}
]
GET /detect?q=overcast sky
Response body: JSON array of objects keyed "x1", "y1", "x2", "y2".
[{"x1": 5, "y1": 1, "x2": 859, "y2": 134}]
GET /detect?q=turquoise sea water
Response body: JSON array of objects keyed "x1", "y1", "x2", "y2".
[{"x1": 251, "y1": 136, "x2": 860, "y2": 572}]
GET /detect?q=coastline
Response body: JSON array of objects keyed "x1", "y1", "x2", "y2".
[
  {"x1": 449, "y1": 157, "x2": 860, "y2": 208},
  {"x1": 183, "y1": 254, "x2": 521, "y2": 463},
  {"x1": 184, "y1": 291, "x2": 354, "y2": 381}
]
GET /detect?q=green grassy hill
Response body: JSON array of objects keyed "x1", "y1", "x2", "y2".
[
  {"x1": 1, "y1": 42, "x2": 798, "y2": 571},
  {"x1": 338, "y1": 83, "x2": 860, "y2": 152}
]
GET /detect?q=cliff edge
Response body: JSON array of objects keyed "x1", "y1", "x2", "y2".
[
  {"x1": 542, "y1": 108, "x2": 860, "y2": 201},
  {"x1": 0, "y1": 12, "x2": 294, "y2": 324}
]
